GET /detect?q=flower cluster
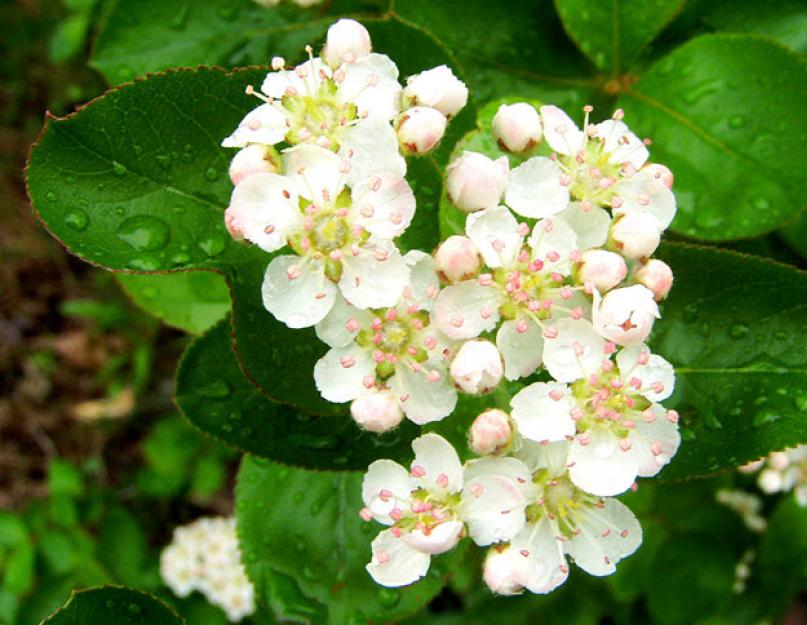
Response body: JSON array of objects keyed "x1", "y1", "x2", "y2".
[
  {"x1": 741, "y1": 445, "x2": 807, "y2": 506},
  {"x1": 221, "y1": 25, "x2": 681, "y2": 596},
  {"x1": 160, "y1": 517, "x2": 255, "y2": 622}
]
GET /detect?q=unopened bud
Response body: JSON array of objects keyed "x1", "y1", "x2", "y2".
[
  {"x1": 350, "y1": 390, "x2": 404, "y2": 433},
  {"x1": 610, "y1": 213, "x2": 661, "y2": 259},
  {"x1": 434, "y1": 235, "x2": 482, "y2": 283},
  {"x1": 577, "y1": 249, "x2": 627, "y2": 292},
  {"x1": 396, "y1": 106, "x2": 447, "y2": 154},
  {"x1": 635, "y1": 259, "x2": 673, "y2": 301},
  {"x1": 228, "y1": 144, "x2": 280, "y2": 186},
  {"x1": 450, "y1": 339, "x2": 504, "y2": 394},
  {"x1": 593, "y1": 285, "x2": 659, "y2": 346},
  {"x1": 322, "y1": 19, "x2": 372, "y2": 68},
  {"x1": 469, "y1": 409, "x2": 513, "y2": 455},
  {"x1": 491, "y1": 102, "x2": 542, "y2": 153},
  {"x1": 483, "y1": 546, "x2": 527, "y2": 595},
  {"x1": 224, "y1": 206, "x2": 244, "y2": 240},
  {"x1": 445, "y1": 151, "x2": 509, "y2": 213},
  {"x1": 643, "y1": 163, "x2": 674, "y2": 189},
  {"x1": 403, "y1": 65, "x2": 468, "y2": 118}
]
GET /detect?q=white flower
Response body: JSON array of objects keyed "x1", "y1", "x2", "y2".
[
  {"x1": 635, "y1": 259, "x2": 673, "y2": 301},
  {"x1": 593, "y1": 285, "x2": 659, "y2": 346},
  {"x1": 322, "y1": 19, "x2": 372, "y2": 68},
  {"x1": 482, "y1": 441, "x2": 642, "y2": 595},
  {"x1": 753, "y1": 445, "x2": 807, "y2": 506},
  {"x1": 434, "y1": 207, "x2": 586, "y2": 381},
  {"x1": 396, "y1": 106, "x2": 447, "y2": 154},
  {"x1": 449, "y1": 339, "x2": 504, "y2": 394},
  {"x1": 716, "y1": 489, "x2": 767, "y2": 532},
  {"x1": 518, "y1": 331, "x2": 680, "y2": 496},
  {"x1": 402, "y1": 65, "x2": 468, "y2": 118},
  {"x1": 469, "y1": 408, "x2": 514, "y2": 456},
  {"x1": 350, "y1": 389, "x2": 404, "y2": 432},
  {"x1": 445, "y1": 152, "x2": 509, "y2": 213},
  {"x1": 226, "y1": 145, "x2": 415, "y2": 327},
  {"x1": 160, "y1": 517, "x2": 255, "y2": 622},
  {"x1": 492, "y1": 102, "x2": 542, "y2": 153},
  {"x1": 577, "y1": 249, "x2": 627, "y2": 292},
  {"x1": 434, "y1": 235, "x2": 482, "y2": 283},
  {"x1": 228, "y1": 144, "x2": 280, "y2": 186},
  {"x1": 313, "y1": 252, "x2": 457, "y2": 424},
  {"x1": 538, "y1": 105, "x2": 676, "y2": 230},
  {"x1": 363, "y1": 433, "x2": 525, "y2": 586},
  {"x1": 610, "y1": 213, "x2": 661, "y2": 259}
]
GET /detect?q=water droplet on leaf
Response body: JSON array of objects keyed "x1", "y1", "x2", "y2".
[
  {"x1": 64, "y1": 210, "x2": 89, "y2": 231},
  {"x1": 117, "y1": 215, "x2": 170, "y2": 251}
]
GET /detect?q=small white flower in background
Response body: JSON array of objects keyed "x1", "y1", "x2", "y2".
[
  {"x1": 538, "y1": 105, "x2": 676, "y2": 230},
  {"x1": 403, "y1": 65, "x2": 468, "y2": 118},
  {"x1": 716, "y1": 489, "x2": 767, "y2": 532},
  {"x1": 492, "y1": 102, "x2": 542, "y2": 153},
  {"x1": 747, "y1": 445, "x2": 807, "y2": 506},
  {"x1": 434, "y1": 235, "x2": 482, "y2": 283},
  {"x1": 515, "y1": 322, "x2": 680, "y2": 496},
  {"x1": 362, "y1": 433, "x2": 526, "y2": 586},
  {"x1": 449, "y1": 339, "x2": 504, "y2": 395},
  {"x1": 577, "y1": 249, "x2": 627, "y2": 293},
  {"x1": 445, "y1": 152, "x2": 510, "y2": 213},
  {"x1": 635, "y1": 259, "x2": 673, "y2": 301},
  {"x1": 593, "y1": 284, "x2": 659, "y2": 346},
  {"x1": 160, "y1": 517, "x2": 255, "y2": 622},
  {"x1": 396, "y1": 106, "x2": 448, "y2": 154},
  {"x1": 254, "y1": 0, "x2": 323, "y2": 6},
  {"x1": 482, "y1": 440, "x2": 642, "y2": 595},
  {"x1": 434, "y1": 206, "x2": 587, "y2": 381},
  {"x1": 322, "y1": 18, "x2": 372, "y2": 68},
  {"x1": 226, "y1": 145, "x2": 415, "y2": 327},
  {"x1": 313, "y1": 252, "x2": 457, "y2": 426},
  {"x1": 469, "y1": 408, "x2": 514, "y2": 456}
]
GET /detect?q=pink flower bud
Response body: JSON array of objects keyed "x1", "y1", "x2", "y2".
[
  {"x1": 445, "y1": 151, "x2": 509, "y2": 213},
  {"x1": 643, "y1": 163, "x2": 674, "y2": 189},
  {"x1": 322, "y1": 19, "x2": 372, "y2": 68},
  {"x1": 577, "y1": 249, "x2": 628, "y2": 292},
  {"x1": 224, "y1": 205, "x2": 245, "y2": 240},
  {"x1": 469, "y1": 409, "x2": 513, "y2": 455},
  {"x1": 635, "y1": 259, "x2": 673, "y2": 301},
  {"x1": 491, "y1": 102, "x2": 542, "y2": 153},
  {"x1": 593, "y1": 285, "x2": 659, "y2": 346},
  {"x1": 610, "y1": 213, "x2": 661, "y2": 259},
  {"x1": 350, "y1": 390, "x2": 404, "y2": 433},
  {"x1": 396, "y1": 106, "x2": 448, "y2": 154},
  {"x1": 228, "y1": 144, "x2": 280, "y2": 186},
  {"x1": 449, "y1": 339, "x2": 503, "y2": 394},
  {"x1": 483, "y1": 546, "x2": 527, "y2": 595},
  {"x1": 403, "y1": 65, "x2": 468, "y2": 118},
  {"x1": 434, "y1": 235, "x2": 482, "y2": 283}
]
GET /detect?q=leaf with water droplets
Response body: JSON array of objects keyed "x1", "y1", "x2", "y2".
[
  {"x1": 652, "y1": 243, "x2": 807, "y2": 480},
  {"x1": 618, "y1": 34, "x2": 807, "y2": 240},
  {"x1": 43, "y1": 586, "x2": 182, "y2": 625}
]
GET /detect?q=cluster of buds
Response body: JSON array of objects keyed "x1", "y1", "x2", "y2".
[
  {"x1": 741, "y1": 445, "x2": 807, "y2": 506},
  {"x1": 160, "y1": 517, "x2": 255, "y2": 622}
]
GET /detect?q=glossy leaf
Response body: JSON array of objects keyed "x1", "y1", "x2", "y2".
[
  {"x1": 43, "y1": 586, "x2": 183, "y2": 625},
  {"x1": 236, "y1": 456, "x2": 455, "y2": 625},
  {"x1": 700, "y1": 0, "x2": 807, "y2": 55},
  {"x1": 117, "y1": 271, "x2": 230, "y2": 334},
  {"x1": 618, "y1": 34, "x2": 807, "y2": 240},
  {"x1": 653, "y1": 243, "x2": 807, "y2": 480},
  {"x1": 553, "y1": 0, "x2": 686, "y2": 74}
]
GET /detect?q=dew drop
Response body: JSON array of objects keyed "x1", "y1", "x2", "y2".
[
  {"x1": 112, "y1": 161, "x2": 127, "y2": 176},
  {"x1": 728, "y1": 115, "x2": 745, "y2": 129},
  {"x1": 728, "y1": 323, "x2": 750, "y2": 339},
  {"x1": 205, "y1": 167, "x2": 220, "y2": 181},
  {"x1": 704, "y1": 414, "x2": 723, "y2": 430},
  {"x1": 377, "y1": 588, "x2": 400, "y2": 608},
  {"x1": 752, "y1": 197, "x2": 770, "y2": 210},
  {"x1": 200, "y1": 379, "x2": 232, "y2": 399},
  {"x1": 796, "y1": 393, "x2": 807, "y2": 412},
  {"x1": 198, "y1": 233, "x2": 227, "y2": 257},
  {"x1": 752, "y1": 411, "x2": 780, "y2": 428},
  {"x1": 171, "y1": 252, "x2": 191, "y2": 265},
  {"x1": 117, "y1": 215, "x2": 171, "y2": 251},
  {"x1": 46, "y1": 191, "x2": 57, "y2": 201},
  {"x1": 115, "y1": 206, "x2": 126, "y2": 216},
  {"x1": 128, "y1": 254, "x2": 162, "y2": 271},
  {"x1": 64, "y1": 210, "x2": 89, "y2": 231}
]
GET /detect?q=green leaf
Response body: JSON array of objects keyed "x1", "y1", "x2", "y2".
[
  {"x1": 553, "y1": 0, "x2": 686, "y2": 74},
  {"x1": 117, "y1": 271, "x2": 230, "y2": 334},
  {"x1": 780, "y1": 212, "x2": 807, "y2": 262},
  {"x1": 236, "y1": 456, "x2": 451, "y2": 625},
  {"x1": 652, "y1": 243, "x2": 807, "y2": 480},
  {"x1": 618, "y1": 34, "x2": 807, "y2": 240},
  {"x1": 757, "y1": 495, "x2": 807, "y2": 614},
  {"x1": 97, "y1": 508, "x2": 149, "y2": 587},
  {"x1": 43, "y1": 586, "x2": 183, "y2": 625},
  {"x1": 176, "y1": 318, "x2": 419, "y2": 469},
  {"x1": 47, "y1": 459, "x2": 84, "y2": 498}
]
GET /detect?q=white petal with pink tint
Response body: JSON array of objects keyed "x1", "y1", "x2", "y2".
[
  {"x1": 466, "y1": 205, "x2": 523, "y2": 268},
  {"x1": 557, "y1": 202, "x2": 611, "y2": 250},
  {"x1": 505, "y1": 157, "x2": 570, "y2": 219},
  {"x1": 367, "y1": 529, "x2": 431, "y2": 587},
  {"x1": 528, "y1": 216, "x2": 578, "y2": 274},
  {"x1": 615, "y1": 344, "x2": 675, "y2": 402},
  {"x1": 313, "y1": 344, "x2": 375, "y2": 403},
  {"x1": 362, "y1": 459, "x2": 414, "y2": 523},
  {"x1": 542, "y1": 319, "x2": 606, "y2": 383},
  {"x1": 568, "y1": 429, "x2": 638, "y2": 496},
  {"x1": 540, "y1": 105, "x2": 585, "y2": 156},
  {"x1": 510, "y1": 382, "x2": 576, "y2": 443},
  {"x1": 339, "y1": 242, "x2": 408, "y2": 309},
  {"x1": 228, "y1": 173, "x2": 301, "y2": 252},
  {"x1": 315, "y1": 294, "x2": 372, "y2": 348},
  {"x1": 283, "y1": 144, "x2": 346, "y2": 207},
  {"x1": 595, "y1": 120, "x2": 649, "y2": 170},
  {"x1": 403, "y1": 520, "x2": 464, "y2": 554},
  {"x1": 411, "y1": 433, "x2": 463, "y2": 494},
  {"x1": 496, "y1": 318, "x2": 544, "y2": 381},
  {"x1": 629, "y1": 404, "x2": 680, "y2": 478},
  {"x1": 339, "y1": 117, "x2": 407, "y2": 184},
  {"x1": 338, "y1": 53, "x2": 402, "y2": 121},
  {"x1": 615, "y1": 169, "x2": 676, "y2": 230},
  {"x1": 392, "y1": 360, "x2": 457, "y2": 425},
  {"x1": 221, "y1": 104, "x2": 287, "y2": 148},
  {"x1": 433, "y1": 281, "x2": 502, "y2": 340},
  {"x1": 351, "y1": 172, "x2": 415, "y2": 239},
  {"x1": 261, "y1": 256, "x2": 336, "y2": 328}
]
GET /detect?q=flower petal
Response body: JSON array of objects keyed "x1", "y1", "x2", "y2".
[
  {"x1": 556, "y1": 202, "x2": 611, "y2": 250},
  {"x1": 540, "y1": 105, "x2": 584, "y2": 156},
  {"x1": 528, "y1": 216, "x2": 579, "y2": 274},
  {"x1": 315, "y1": 293, "x2": 372, "y2": 348},
  {"x1": 505, "y1": 157, "x2": 570, "y2": 219},
  {"x1": 614, "y1": 169, "x2": 676, "y2": 230},
  {"x1": 339, "y1": 242, "x2": 409, "y2": 309},
  {"x1": 338, "y1": 116, "x2": 406, "y2": 184},
  {"x1": 283, "y1": 144, "x2": 346, "y2": 206},
  {"x1": 497, "y1": 318, "x2": 544, "y2": 381},
  {"x1": 568, "y1": 428, "x2": 639, "y2": 496},
  {"x1": 402, "y1": 520, "x2": 464, "y2": 555},
  {"x1": 228, "y1": 173, "x2": 302, "y2": 252},
  {"x1": 411, "y1": 433, "x2": 463, "y2": 494},
  {"x1": 542, "y1": 319, "x2": 606, "y2": 383},
  {"x1": 313, "y1": 344, "x2": 375, "y2": 403},
  {"x1": 629, "y1": 403, "x2": 681, "y2": 478},
  {"x1": 514, "y1": 518, "x2": 570, "y2": 594},
  {"x1": 362, "y1": 459, "x2": 414, "y2": 523},
  {"x1": 221, "y1": 104, "x2": 287, "y2": 148},
  {"x1": 615, "y1": 345, "x2": 675, "y2": 402},
  {"x1": 367, "y1": 528, "x2": 431, "y2": 587},
  {"x1": 351, "y1": 172, "x2": 415, "y2": 239},
  {"x1": 565, "y1": 498, "x2": 642, "y2": 576},
  {"x1": 393, "y1": 362, "x2": 457, "y2": 425},
  {"x1": 433, "y1": 281, "x2": 502, "y2": 340},
  {"x1": 262, "y1": 256, "x2": 336, "y2": 328},
  {"x1": 339, "y1": 53, "x2": 402, "y2": 120},
  {"x1": 515, "y1": 440, "x2": 570, "y2": 477},
  {"x1": 595, "y1": 120, "x2": 649, "y2": 170},
  {"x1": 402, "y1": 250, "x2": 440, "y2": 311},
  {"x1": 466, "y1": 205, "x2": 522, "y2": 268},
  {"x1": 510, "y1": 382, "x2": 576, "y2": 443}
]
